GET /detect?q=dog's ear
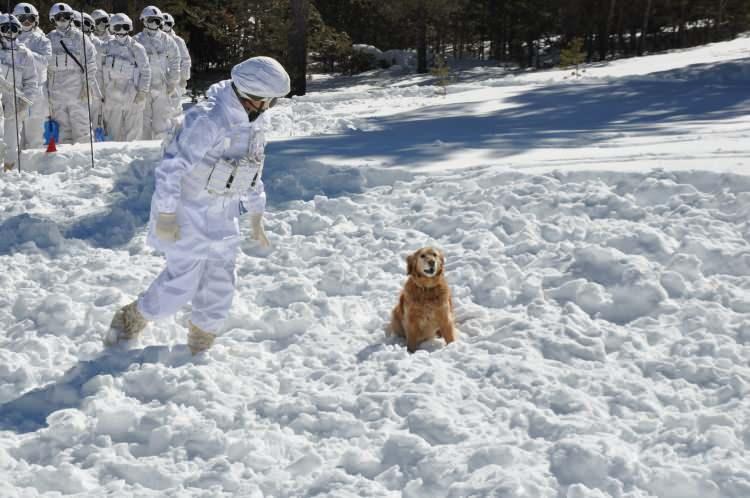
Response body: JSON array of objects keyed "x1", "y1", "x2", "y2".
[
  {"x1": 437, "y1": 250, "x2": 445, "y2": 276},
  {"x1": 406, "y1": 252, "x2": 416, "y2": 276}
]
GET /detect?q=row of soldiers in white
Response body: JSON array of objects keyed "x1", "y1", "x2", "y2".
[{"x1": 0, "y1": 2, "x2": 191, "y2": 170}]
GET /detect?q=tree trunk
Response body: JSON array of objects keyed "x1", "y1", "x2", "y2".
[
  {"x1": 288, "y1": 0, "x2": 309, "y2": 96},
  {"x1": 600, "y1": 0, "x2": 616, "y2": 59},
  {"x1": 416, "y1": 0, "x2": 428, "y2": 73},
  {"x1": 716, "y1": 0, "x2": 728, "y2": 40},
  {"x1": 639, "y1": 0, "x2": 652, "y2": 56},
  {"x1": 677, "y1": 0, "x2": 687, "y2": 47}
]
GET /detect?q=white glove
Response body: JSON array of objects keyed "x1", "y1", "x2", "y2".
[
  {"x1": 250, "y1": 213, "x2": 269, "y2": 248},
  {"x1": 155, "y1": 212, "x2": 180, "y2": 242},
  {"x1": 134, "y1": 90, "x2": 147, "y2": 104},
  {"x1": 167, "y1": 82, "x2": 177, "y2": 96},
  {"x1": 15, "y1": 98, "x2": 29, "y2": 115}
]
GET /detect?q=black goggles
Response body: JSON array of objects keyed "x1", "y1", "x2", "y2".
[
  {"x1": 0, "y1": 24, "x2": 20, "y2": 34},
  {"x1": 72, "y1": 19, "x2": 81, "y2": 27},
  {"x1": 17, "y1": 14, "x2": 36, "y2": 23},
  {"x1": 164, "y1": 21, "x2": 174, "y2": 27},
  {"x1": 249, "y1": 96, "x2": 278, "y2": 109},
  {"x1": 95, "y1": 18, "x2": 109, "y2": 25},
  {"x1": 145, "y1": 17, "x2": 162, "y2": 25},
  {"x1": 111, "y1": 23, "x2": 130, "y2": 33},
  {"x1": 54, "y1": 12, "x2": 73, "y2": 22},
  {"x1": 83, "y1": 20, "x2": 93, "y2": 29}
]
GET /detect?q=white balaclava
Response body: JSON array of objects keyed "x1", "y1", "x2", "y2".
[
  {"x1": 49, "y1": 2, "x2": 74, "y2": 33},
  {"x1": 12, "y1": 3, "x2": 38, "y2": 33},
  {"x1": 91, "y1": 9, "x2": 109, "y2": 36},
  {"x1": 109, "y1": 13, "x2": 132, "y2": 44},
  {"x1": 161, "y1": 13, "x2": 174, "y2": 33},
  {"x1": 140, "y1": 5, "x2": 163, "y2": 36}
]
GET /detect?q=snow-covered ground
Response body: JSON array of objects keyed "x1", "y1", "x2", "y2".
[{"x1": 1, "y1": 37, "x2": 750, "y2": 497}]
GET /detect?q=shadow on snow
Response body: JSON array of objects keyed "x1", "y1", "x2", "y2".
[{"x1": 0, "y1": 345, "x2": 196, "y2": 433}]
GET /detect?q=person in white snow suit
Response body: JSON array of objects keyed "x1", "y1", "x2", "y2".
[
  {"x1": 107, "y1": 56, "x2": 290, "y2": 355},
  {"x1": 13, "y1": 2, "x2": 50, "y2": 149},
  {"x1": 161, "y1": 12, "x2": 189, "y2": 118},
  {"x1": 46, "y1": 2, "x2": 99, "y2": 144},
  {"x1": 0, "y1": 14, "x2": 38, "y2": 172},
  {"x1": 99, "y1": 13, "x2": 150, "y2": 141},
  {"x1": 133, "y1": 5, "x2": 179, "y2": 140}
]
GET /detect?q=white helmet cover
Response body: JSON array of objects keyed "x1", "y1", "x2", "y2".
[
  {"x1": 48, "y1": 2, "x2": 74, "y2": 23},
  {"x1": 231, "y1": 56, "x2": 291, "y2": 98},
  {"x1": 109, "y1": 13, "x2": 132, "y2": 32},
  {"x1": 140, "y1": 5, "x2": 162, "y2": 21},
  {"x1": 13, "y1": 3, "x2": 39, "y2": 17},
  {"x1": 0, "y1": 13, "x2": 22, "y2": 28},
  {"x1": 90, "y1": 9, "x2": 109, "y2": 22}
]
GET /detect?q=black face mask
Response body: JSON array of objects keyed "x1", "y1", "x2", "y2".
[{"x1": 247, "y1": 110, "x2": 262, "y2": 123}]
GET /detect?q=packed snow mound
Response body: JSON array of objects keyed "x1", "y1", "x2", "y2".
[{"x1": 1, "y1": 35, "x2": 750, "y2": 497}]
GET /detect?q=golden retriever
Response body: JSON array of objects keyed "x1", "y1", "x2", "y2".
[{"x1": 389, "y1": 247, "x2": 456, "y2": 352}]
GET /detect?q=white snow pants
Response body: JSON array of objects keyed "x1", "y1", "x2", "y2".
[
  {"x1": 22, "y1": 86, "x2": 47, "y2": 148},
  {"x1": 48, "y1": 70, "x2": 90, "y2": 144},
  {"x1": 142, "y1": 85, "x2": 174, "y2": 141},
  {"x1": 137, "y1": 254, "x2": 237, "y2": 334},
  {"x1": 0, "y1": 93, "x2": 29, "y2": 166},
  {"x1": 102, "y1": 77, "x2": 143, "y2": 141}
]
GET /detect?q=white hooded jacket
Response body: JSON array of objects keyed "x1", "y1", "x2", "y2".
[
  {"x1": 134, "y1": 29, "x2": 179, "y2": 89},
  {"x1": 47, "y1": 25, "x2": 98, "y2": 100},
  {"x1": 0, "y1": 38, "x2": 38, "y2": 102},
  {"x1": 100, "y1": 35, "x2": 151, "y2": 96},
  {"x1": 17, "y1": 27, "x2": 50, "y2": 85},
  {"x1": 147, "y1": 79, "x2": 267, "y2": 258}
]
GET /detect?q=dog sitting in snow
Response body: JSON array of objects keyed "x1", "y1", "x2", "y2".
[{"x1": 389, "y1": 247, "x2": 456, "y2": 352}]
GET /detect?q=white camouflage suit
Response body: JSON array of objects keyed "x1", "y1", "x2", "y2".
[
  {"x1": 137, "y1": 80, "x2": 268, "y2": 335},
  {"x1": 134, "y1": 29, "x2": 179, "y2": 140},
  {"x1": 16, "y1": 26, "x2": 50, "y2": 147},
  {"x1": 165, "y1": 29, "x2": 189, "y2": 116},
  {"x1": 0, "y1": 38, "x2": 37, "y2": 166},
  {"x1": 47, "y1": 26, "x2": 98, "y2": 144},
  {"x1": 99, "y1": 35, "x2": 150, "y2": 141}
]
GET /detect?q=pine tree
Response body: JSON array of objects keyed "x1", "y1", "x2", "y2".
[{"x1": 560, "y1": 36, "x2": 585, "y2": 76}]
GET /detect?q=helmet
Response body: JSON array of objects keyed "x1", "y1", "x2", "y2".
[
  {"x1": 231, "y1": 56, "x2": 291, "y2": 99},
  {"x1": 0, "y1": 13, "x2": 23, "y2": 39},
  {"x1": 109, "y1": 13, "x2": 132, "y2": 34},
  {"x1": 90, "y1": 9, "x2": 109, "y2": 22},
  {"x1": 12, "y1": 3, "x2": 38, "y2": 16},
  {"x1": 139, "y1": 5, "x2": 162, "y2": 21},
  {"x1": 161, "y1": 12, "x2": 174, "y2": 31},
  {"x1": 48, "y1": 2, "x2": 74, "y2": 24},
  {"x1": 13, "y1": 3, "x2": 38, "y2": 31},
  {"x1": 81, "y1": 12, "x2": 93, "y2": 32}
]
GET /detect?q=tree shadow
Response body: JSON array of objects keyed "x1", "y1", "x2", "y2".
[
  {"x1": 270, "y1": 58, "x2": 750, "y2": 173},
  {"x1": 64, "y1": 158, "x2": 155, "y2": 248},
  {"x1": 0, "y1": 344, "x2": 195, "y2": 433},
  {"x1": 0, "y1": 159, "x2": 155, "y2": 255}
]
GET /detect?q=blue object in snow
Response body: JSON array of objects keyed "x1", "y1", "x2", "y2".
[
  {"x1": 94, "y1": 126, "x2": 108, "y2": 142},
  {"x1": 43, "y1": 117, "x2": 59, "y2": 145}
]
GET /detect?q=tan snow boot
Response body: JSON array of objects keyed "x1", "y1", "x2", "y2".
[
  {"x1": 188, "y1": 321, "x2": 215, "y2": 355},
  {"x1": 107, "y1": 301, "x2": 148, "y2": 344}
]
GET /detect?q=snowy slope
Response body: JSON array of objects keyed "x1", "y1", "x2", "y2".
[{"x1": 1, "y1": 37, "x2": 749, "y2": 498}]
